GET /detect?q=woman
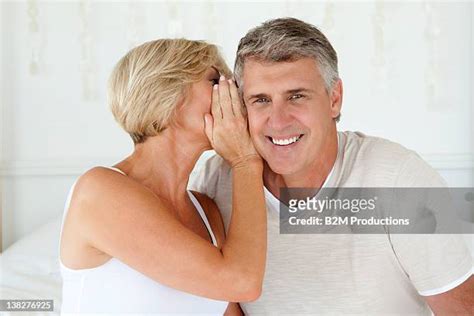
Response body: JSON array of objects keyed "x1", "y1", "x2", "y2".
[{"x1": 59, "y1": 39, "x2": 266, "y2": 314}]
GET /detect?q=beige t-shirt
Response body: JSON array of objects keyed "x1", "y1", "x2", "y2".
[{"x1": 190, "y1": 131, "x2": 472, "y2": 315}]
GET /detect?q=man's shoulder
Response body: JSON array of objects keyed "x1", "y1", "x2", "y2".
[
  {"x1": 342, "y1": 130, "x2": 416, "y2": 162},
  {"x1": 339, "y1": 131, "x2": 441, "y2": 186}
]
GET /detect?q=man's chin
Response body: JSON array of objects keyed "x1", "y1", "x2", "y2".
[{"x1": 265, "y1": 159, "x2": 299, "y2": 176}]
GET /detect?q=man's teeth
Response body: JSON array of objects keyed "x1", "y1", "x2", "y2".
[{"x1": 271, "y1": 135, "x2": 301, "y2": 146}]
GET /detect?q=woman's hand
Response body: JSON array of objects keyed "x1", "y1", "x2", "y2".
[{"x1": 204, "y1": 76, "x2": 261, "y2": 168}]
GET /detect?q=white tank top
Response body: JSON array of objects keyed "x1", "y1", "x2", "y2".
[{"x1": 59, "y1": 167, "x2": 228, "y2": 314}]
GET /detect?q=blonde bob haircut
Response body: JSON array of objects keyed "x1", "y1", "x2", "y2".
[{"x1": 108, "y1": 39, "x2": 231, "y2": 144}]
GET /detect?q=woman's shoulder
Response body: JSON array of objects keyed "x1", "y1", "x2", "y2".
[
  {"x1": 69, "y1": 166, "x2": 160, "y2": 220},
  {"x1": 78, "y1": 166, "x2": 127, "y2": 186},
  {"x1": 75, "y1": 166, "x2": 135, "y2": 198},
  {"x1": 61, "y1": 166, "x2": 134, "y2": 267}
]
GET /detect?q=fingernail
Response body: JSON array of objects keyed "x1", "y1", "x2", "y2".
[
  {"x1": 219, "y1": 75, "x2": 225, "y2": 81},
  {"x1": 213, "y1": 84, "x2": 218, "y2": 90},
  {"x1": 228, "y1": 79, "x2": 233, "y2": 84}
]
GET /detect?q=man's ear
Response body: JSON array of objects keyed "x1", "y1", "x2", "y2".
[{"x1": 330, "y1": 79, "x2": 343, "y2": 120}]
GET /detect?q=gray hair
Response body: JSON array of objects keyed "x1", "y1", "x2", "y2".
[{"x1": 234, "y1": 17, "x2": 339, "y2": 93}]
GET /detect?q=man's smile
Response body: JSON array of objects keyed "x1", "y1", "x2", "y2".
[{"x1": 265, "y1": 134, "x2": 305, "y2": 147}]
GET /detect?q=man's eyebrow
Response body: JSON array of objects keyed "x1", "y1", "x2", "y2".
[
  {"x1": 246, "y1": 88, "x2": 314, "y2": 101},
  {"x1": 246, "y1": 93, "x2": 269, "y2": 101},
  {"x1": 286, "y1": 88, "x2": 314, "y2": 94}
]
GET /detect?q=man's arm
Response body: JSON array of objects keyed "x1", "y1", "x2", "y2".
[{"x1": 424, "y1": 275, "x2": 474, "y2": 315}]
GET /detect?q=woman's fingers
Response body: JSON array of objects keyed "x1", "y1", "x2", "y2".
[
  {"x1": 209, "y1": 74, "x2": 259, "y2": 166},
  {"x1": 218, "y1": 76, "x2": 235, "y2": 118},
  {"x1": 228, "y1": 79, "x2": 243, "y2": 118}
]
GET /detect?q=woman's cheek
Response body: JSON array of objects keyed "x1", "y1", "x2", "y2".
[{"x1": 202, "y1": 91, "x2": 212, "y2": 113}]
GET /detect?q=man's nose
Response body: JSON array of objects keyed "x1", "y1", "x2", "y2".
[{"x1": 267, "y1": 101, "x2": 293, "y2": 130}]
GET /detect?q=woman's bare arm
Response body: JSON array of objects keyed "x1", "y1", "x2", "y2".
[{"x1": 66, "y1": 78, "x2": 266, "y2": 302}]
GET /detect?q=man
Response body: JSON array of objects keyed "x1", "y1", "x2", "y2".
[{"x1": 191, "y1": 18, "x2": 473, "y2": 314}]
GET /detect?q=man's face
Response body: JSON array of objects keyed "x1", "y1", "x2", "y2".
[{"x1": 242, "y1": 57, "x2": 342, "y2": 176}]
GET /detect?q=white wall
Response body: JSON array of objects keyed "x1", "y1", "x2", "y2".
[{"x1": 1, "y1": 0, "x2": 473, "y2": 249}]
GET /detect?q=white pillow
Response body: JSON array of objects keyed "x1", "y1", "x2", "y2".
[
  {"x1": 2, "y1": 217, "x2": 62, "y2": 274},
  {"x1": 0, "y1": 217, "x2": 63, "y2": 314}
]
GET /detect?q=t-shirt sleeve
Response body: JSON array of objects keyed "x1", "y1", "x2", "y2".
[
  {"x1": 188, "y1": 152, "x2": 223, "y2": 199},
  {"x1": 388, "y1": 152, "x2": 473, "y2": 296}
]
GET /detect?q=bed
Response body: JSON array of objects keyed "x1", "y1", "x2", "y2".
[
  {"x1": 1, "y1": 216, "x2": 472, "y2": 316},
  {"x1": 0, "y1": 218, "x2": 62, "y2": 315}
]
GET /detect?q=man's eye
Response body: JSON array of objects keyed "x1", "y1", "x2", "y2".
[
  {"x1": 254, "y1": 98, "x2": 270, "y2": 104},
  {"x1": 289, "y1": 94, "x2": 304, "y2": 100}
]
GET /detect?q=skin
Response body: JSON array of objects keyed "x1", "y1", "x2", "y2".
[
  {"x1": 424, "y1": 276, "x2": 474, "y2": 315},
  {"x1": 242, "y1": 57, "x2": 342, "y2": 195},
  {"x1": 60, "y1": 68, "x2": 266, "y2": 310},
  {"x1": 241, "y1": 57, "x2": 473, "y2": 314}
]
